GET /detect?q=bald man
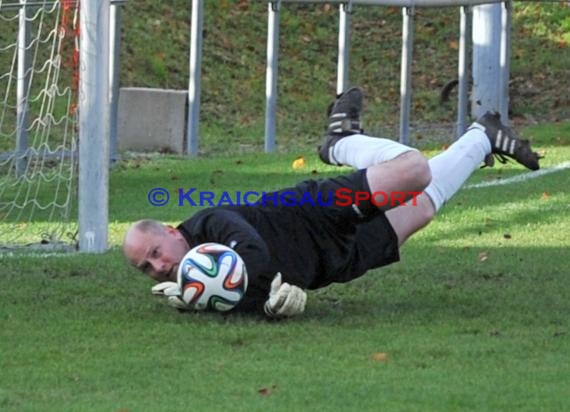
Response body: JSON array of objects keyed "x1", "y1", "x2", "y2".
[{"x1": 124, "y1": 87, "x2": 541, "y2": 318}]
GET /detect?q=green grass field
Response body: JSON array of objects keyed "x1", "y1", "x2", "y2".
[
  {"x1": 1, "y1": 121, "x2": 569, "y2": 411},
  {"x1": 1, "y1": 2, "x2": 569, "y2": 410}
]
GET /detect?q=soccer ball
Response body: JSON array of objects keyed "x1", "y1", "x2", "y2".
[{"x1": 177, "y1": 243, "x2": 248, "y2": 312}]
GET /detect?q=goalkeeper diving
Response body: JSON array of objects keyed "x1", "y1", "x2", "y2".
[{"x1": 123, "y1": 87, "x2": 541, "y2": 319}]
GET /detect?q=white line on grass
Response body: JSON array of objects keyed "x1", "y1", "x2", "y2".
[{"x1": 464, "y1": 161, "x2": 570, "y2": 189}]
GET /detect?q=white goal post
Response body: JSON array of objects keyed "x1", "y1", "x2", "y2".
[
  {"x1": 0, "y1": 0, "x2": 125, "y2": 253},
  {"x1": 78, "y1": 0, "x2": 110, "y2": 253}
]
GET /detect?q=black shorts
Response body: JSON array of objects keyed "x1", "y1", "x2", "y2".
[{"x1": 272, "y1": 169, "x2": 401, "y2": 287}]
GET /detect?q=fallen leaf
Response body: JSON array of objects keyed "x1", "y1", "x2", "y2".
[
  {"x1": 448, "y1": 40, "x2": 459, "y2": 50},
  {"x1": 478, "y1": 252, "x2": 488, "y2": 262},
  {"x1": 258, "y1": 384, "x2": 277, "y2": 396},
  {"x1": 258, "y1": 388, "x2": 271, "y2": 396},
  {"x1": 292, "y1": 156, "x2": 306, "y2": 169},
  {"x1": 541, "y1": 192, "x2": 550, "y2": 200},
  {"x1": 372, "y1": 352, "x2": 389, "y2": 362}
]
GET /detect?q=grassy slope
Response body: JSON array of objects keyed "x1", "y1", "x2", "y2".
[
  {"x1": 120, "y1": 1, "x2": 570, "y2": 153},
  {"x1": 0, "y1": 2, "x2": 568, "y2": 153}
]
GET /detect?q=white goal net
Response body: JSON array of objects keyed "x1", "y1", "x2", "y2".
[{"x1": 0, "y1": 0, "x2": 79, "y2": 250}]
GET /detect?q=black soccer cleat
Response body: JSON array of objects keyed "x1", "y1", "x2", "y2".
[
  {"x1": 469, "y1": 111, "x2": 542, "y2": 171},
  {"x1": 318, "y1": 87, "x2": 364, "y2": 165}
]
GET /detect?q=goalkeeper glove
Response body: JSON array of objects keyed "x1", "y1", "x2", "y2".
[
  {"x1": 151, "y1": 281, "x2": 190, "y2": 310},
  {"x1": 264, "y1": 273, "x2": 307, "y2": 318}
]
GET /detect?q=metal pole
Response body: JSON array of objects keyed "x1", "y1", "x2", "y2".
[
  {"x1": 187, "y1": 0, "x2": 204, "y2": 155},
  {"x1": 471, "y1": 2, "x2": 501, "y2": 117},
  {"x1": 399, "y1": 6, "x2": 414, "y2": 145},
  {"x1": 0, "y1": 0, "x2": 508, "y2": 10},
  {"x1": 279, "y1": 0, "x2": 504, "y2": 7},
  {"x1": 265, "y1": 1, "x2": 280, "y2": 153},
  {"x1": 456, "y1": 5, "x2": 472, "y2": 138},
  {"x1": 498, "y1": 0, "x2": 511, "y2": 125},
  {"x1": 79, "y1": 0, "x2": 110, "y2": 253},
  {"x1": 16, "y1": 0, "x2": 31, "y2": 177},
  {"x1": 109, "y1": 2, "x2": 122, "y2": 163},
  {"x1": 337, "y1": 1, "x2": 352, "y2": 94}
]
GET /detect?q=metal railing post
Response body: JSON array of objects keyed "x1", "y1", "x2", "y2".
[
  {"x1": 264, "y1": 0, "x2": 281, "y2": 152},
  {"x1": 399, "y1": 6, "x2": 415, "y2": 145}
]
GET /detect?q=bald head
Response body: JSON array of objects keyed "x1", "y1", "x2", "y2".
[
  {"x1": 123, "y1": 219, "x2": 190, "y2": 282},
  {"x1": 123, "y1": 219, "x2": 166, "y2": 261},
  {"x1": 132, "y1": 219, "x2": 166, "y2": 234}
]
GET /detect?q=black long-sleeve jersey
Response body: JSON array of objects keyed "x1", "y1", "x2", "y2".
[{"x1": 177, "y1": 172, "x2": 400, "y2": 315}]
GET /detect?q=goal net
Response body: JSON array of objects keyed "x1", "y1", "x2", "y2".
[{"x1": 0, "y1": 0, "x2": 79, "y2": 251}]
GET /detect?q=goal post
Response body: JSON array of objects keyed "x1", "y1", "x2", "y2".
[
  {"x1": 0, "y1": 0, "x2": 124, "y2": 253},
  {"x1": 78, "y1": 0, "x2": 110, "y2": 253}
]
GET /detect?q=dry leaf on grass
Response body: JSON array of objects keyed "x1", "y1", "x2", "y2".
[
  {"x1": 292, "y1": 156, "x2": 306, "y2": 169},
  {"x1": 372, "y1": 352, "x2": 389, "y2": 362},
  {"x1": 258, "y1": 384, "x2": 277, "y2": 396}
]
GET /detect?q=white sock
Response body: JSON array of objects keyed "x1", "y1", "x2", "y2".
[
  {"x1": 424, "y1": 128, "x2": 491, "y2": 211},
  {"x1": 333, "y1": 134, "x2": 418, "y2": 169}
]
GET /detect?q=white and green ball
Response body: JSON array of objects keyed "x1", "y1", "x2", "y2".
[{"x1": 178, "y1": 243, "x2": 248, "y2": 312}]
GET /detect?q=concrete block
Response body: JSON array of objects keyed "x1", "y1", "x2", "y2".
[{"x1": 117, "y1": 87, "x2": 187, "y2": 153}]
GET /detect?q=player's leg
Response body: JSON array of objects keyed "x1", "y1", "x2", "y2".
[
  {"x1": 319, "y1": 87, "x2": 421, "y2": 170},
  {"x1": 318, "y1": 88, "x2": 541, "y2": 220},
  {"x1": 386, "y1": 116, "x2": 542, "y2": 245},
  {"x1": 383, "y1": 126, "x2": 491, "y2": 245},
  {"x1": 319, "y1": 88, "x2": 541, "y2": 172},
  {"x1": 319, "y1": 87, "x2": 431, "y2": 212}
]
